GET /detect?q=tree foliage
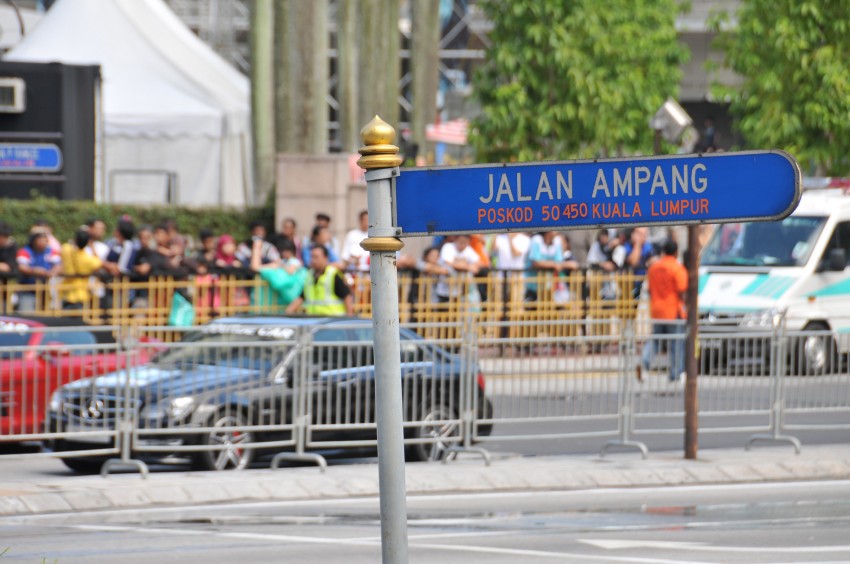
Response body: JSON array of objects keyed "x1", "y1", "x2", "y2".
[
  {"x1": 712, "y1": 0, "x2": 850, "y2": 175},
  {"x1": 0, "y1": 196, "x2": 272, "y2": 244},
  {"x1": 470, "y1": 0, "x2": 689, "y2": 163}
]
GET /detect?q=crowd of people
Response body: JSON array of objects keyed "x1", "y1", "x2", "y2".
[
  {"x1": 0, "y1": 209, "x2": 688, "y2": 317},
  {"x1": 417, "y1": 225, "x2": 682, "y2": 306},
  {"x1": 0, "y1": 212, "x2": 370, "y2": 315}
]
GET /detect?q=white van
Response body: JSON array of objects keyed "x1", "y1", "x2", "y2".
[{"x1": 698, "y1": 183, "x2": 850, "y2": 373}]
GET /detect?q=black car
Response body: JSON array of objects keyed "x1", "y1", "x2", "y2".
[{"x1": 44, "y1": 316, "x2": 493, "y2": 472}]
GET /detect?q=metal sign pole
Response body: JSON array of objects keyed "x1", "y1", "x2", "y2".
[
  {"x1": 684, "y1": 224, "x2": 699, "y2": 459},
  {"x1": 357, "y1": 116, "x2": 409, "y2": 564}
]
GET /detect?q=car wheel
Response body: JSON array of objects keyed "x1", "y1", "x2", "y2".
[
  {"x1": 61, "y1": 458, "x2": 103, "y2": 474},
  {"x1": 194, "y1": 410, "x2": 254, "y2": 471},
  {"x1": 790, "y1": 322, "x2": 834, "y2": 376},
  {"x1": 407, "y1": 402, "x2": 460, "y2": 462}
]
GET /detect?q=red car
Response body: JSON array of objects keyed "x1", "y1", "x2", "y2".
[{"x1": 0, "y1": 316, "x2": 153, "y2": 439}]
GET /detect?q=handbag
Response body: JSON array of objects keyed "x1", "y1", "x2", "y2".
[{"x1": 168, "y1": 292, "x2": 196, "y2": 327}]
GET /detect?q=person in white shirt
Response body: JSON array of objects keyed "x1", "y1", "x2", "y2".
[
  {"x1": 436, "y1": 235, "x2": 480, "y2": 302},
  {"x1": 85, "y1": 218, "x2": 110, "y2": 261},
  {"x1": 341, "y1": 210, "x2": 370, "y2": 272},
  {"x1": 493, "y1": 232, "x2": 530, "y2": 271}
]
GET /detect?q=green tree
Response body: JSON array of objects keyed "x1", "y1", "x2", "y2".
[
  {"x1": 470, "y1": 0, "x2": 689, "y2": 163},
  {"x1": 712, "y1": 1, "x2": 850, "y2": 175}
]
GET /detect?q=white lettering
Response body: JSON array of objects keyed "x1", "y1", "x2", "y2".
[
  {"x1": 592, "y1": 170, "x2": 610, "y2": 198},
  {"x1": 692, "y1": 163, "x2": 708, "y2": 193},
  {"x1": 536, "y1": 172, "x2": 553, "y2": 201},
  {"x1": 516, "y1": 173, "x2": 531, "y2": 201},
  {"x1": 480, "y1": 174, "x2": 495, "y2": 203},
  {"x1": 651, "y1": 166, "x2": 670, "y2": 195},
  {"x1": 556, "y1": 170, "x2": 573, "y2": 199},
  {"x1": 672, "y1": 164, "x2": 688, "y2": 194},
  {"x1": 496, "y1": 173, "x2": 514, "y2": 202},
  {"x1": 634, "y1": 166, "x2": 651, "y2": 195},
  {"x1": 613, "y1": 168, "x2": 632, "y2": 197}
]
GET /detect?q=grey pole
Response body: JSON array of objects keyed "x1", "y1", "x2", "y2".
[{"x1": 358, "y1": 116, "x2": 409, "y2": 563}]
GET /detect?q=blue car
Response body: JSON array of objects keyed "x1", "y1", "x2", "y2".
[{"x1": 44, "y1": 316, "x2": 493, "y2": 472}]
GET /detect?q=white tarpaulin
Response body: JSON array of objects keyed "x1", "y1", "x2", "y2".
[
  {"x1": 4, "y1": 0, "x2": 252, "y2": 208},
  {"x1": 0, "y1": 5, "x2": 42, "y2": 52}
]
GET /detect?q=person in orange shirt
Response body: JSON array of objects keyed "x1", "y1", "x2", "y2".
[
  {"x1": 468, "y1": 234, "x2": 491, "y2": 301},
  {"x1": 639, "y1": 239, "x2": 688, "y2": 382}
]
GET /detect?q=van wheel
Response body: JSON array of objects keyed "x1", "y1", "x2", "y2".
[
  {"x1": 790, "y1": 322, "x2": 834, "y2": 376},
  {"x1": 193, "y1": 410, "x2": 254, "y2": 471}
]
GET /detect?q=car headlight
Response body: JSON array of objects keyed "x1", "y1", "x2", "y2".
[
  {"x1": 48, "y1": 391, "x2": 63, "y2": 412},
  {"x1": 740, "y1": 308, "x2": 783, "y2": 329},
  {"x1": 141, "y1": 396, "x2": 196, "y2": 421}
]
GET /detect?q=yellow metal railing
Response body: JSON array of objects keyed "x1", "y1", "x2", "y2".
[{"x1": 0, "y1": 270, "x2": 647, "y2": 340}]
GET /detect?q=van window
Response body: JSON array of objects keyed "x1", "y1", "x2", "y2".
[
  {"x1": 702, "y1": 216, "x2": 826, "y2": 267},
  {"x1": 821, "y1": 221, "x2": 850, "y2": 265}
]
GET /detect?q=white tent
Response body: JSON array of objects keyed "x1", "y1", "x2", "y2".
[
  {"x1": 4, "y1": 0, "x2": 253, "y2": 208},
  {"x1": 0, "y1": 5, "x2": 43, "y2": 52}
]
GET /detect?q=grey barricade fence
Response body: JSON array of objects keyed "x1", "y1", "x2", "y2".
[
  {"x1": 302, "y1": 323, "x2": 472, "y2": 463},
  {"x1": 126, "y1": 325, "x2": 302, "y2": 472},
  {"x1": 780, "y1": 322, "x2": 850, "y2": 442},
  {"x1": 123, "y1": 321, "x2": 486, "y2": 470},
  {"x1": 473, "y1": 319, "x2": 625, "y2": 449},
  {"x1": 628, "y1": 319, "x2": 775, "y2": 454},
  {"x1": 0, "y1": 324, "x2": 134, "y2": 469},
  {"x1": 2, "y1": 318, "x2": 850, "y2": 476}
]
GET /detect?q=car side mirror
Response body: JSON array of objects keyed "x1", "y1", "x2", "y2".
[
  {"x1": 272, "y1": 366, "x2": 294, "y2": 387},
  {"x1": 827, "y1": 248, "x2": 847, "y2": 272}
]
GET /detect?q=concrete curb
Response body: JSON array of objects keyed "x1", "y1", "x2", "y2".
[{"x1": 1, "y1": 445, "x2": 849, "y2": 518}]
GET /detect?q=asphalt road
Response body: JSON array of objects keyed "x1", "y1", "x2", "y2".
[{"x1": 2, "y1": 481, "x2": 849, "y2": 563}]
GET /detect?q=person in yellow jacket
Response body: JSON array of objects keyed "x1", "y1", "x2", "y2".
[
  {"x1": 59, "y1": 229, "x2": 104, "y2": 311},
  {"x1": 286, "y1": 245, "x2": 354, "y2": 316}
]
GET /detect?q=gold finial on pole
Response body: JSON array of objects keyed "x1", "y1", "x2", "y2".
[{"x1": 357, "y1": 115, "x2": 403, "y2": 170}]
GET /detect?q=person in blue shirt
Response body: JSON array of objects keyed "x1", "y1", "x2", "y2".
[
  {"x1": 15, "y1": 231, "x2": 61, "y2": 312},
  {"x1": 524, "y1": 232, "x2": 578, "y2": 302},
  {"x1": 303, "y1": 225, "x2": 342, "y2": 269},
  {"x1": 104, "y1": 219, "x2": 139, "y2": 277},
  {"x1": 621, "y1": 227, "x2": 657, "y2": 300}
]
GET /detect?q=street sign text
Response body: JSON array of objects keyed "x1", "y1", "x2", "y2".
[{"x1": 394, "y1": 151, "x2": 800, "y2": 236}]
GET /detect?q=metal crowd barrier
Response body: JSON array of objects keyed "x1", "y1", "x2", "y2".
[
  {"x1": 777, "y1": 324, "x2": 850, "y2": 446},
  {"x1": 2, "y1": 316, "x2": 849, "y2": 476},
  {"x1": 0, "y1": 324, "x2": 132, "y2": 471},
  {"x1": 473, "y1": 319, "x2": 624, "y2": 447}
]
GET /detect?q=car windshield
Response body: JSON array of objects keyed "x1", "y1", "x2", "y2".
[
  {"x1": 152, "y1": 329, "x2": 292, "y2": 369},
  {"x1": 0, "y1": 330, "x2": 30, "y2": 359},
  {"x1": 701, "y1": 216, "x2": 826, "y2": 267}
]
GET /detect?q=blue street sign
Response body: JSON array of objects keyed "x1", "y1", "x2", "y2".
[
  {"x1": 393, "y1": 150, "x2": 801, "y2": 237},
  {"x1": 0, "y1": 143, "x2": 63, "y2": 173}
]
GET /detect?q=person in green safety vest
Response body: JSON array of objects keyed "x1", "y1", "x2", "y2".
[{"x1": 286, "y1": 245, "x2": 354, "y2": 316}]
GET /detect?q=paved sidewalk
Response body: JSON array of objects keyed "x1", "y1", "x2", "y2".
[{"x1": 0, "y1": 444, "x2": 848, "y2": 517}]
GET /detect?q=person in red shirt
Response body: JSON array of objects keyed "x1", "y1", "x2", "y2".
[{"x1": 639, "y1": 239, "x2": 688, "y2": 382}]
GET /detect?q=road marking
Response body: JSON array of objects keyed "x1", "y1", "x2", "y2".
[
  {"x1": 68, "y1": 523, "x2": 709, "y2": 564},
  {"x1": 408, "y1": 541, "x2": 710, "y2": 563},
  {"x1": 70, "y1": 523, "x2": 379, "y2": 547},
  {"x1": 579, "y1": 539, "x2": 850, "y2": 553}
]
